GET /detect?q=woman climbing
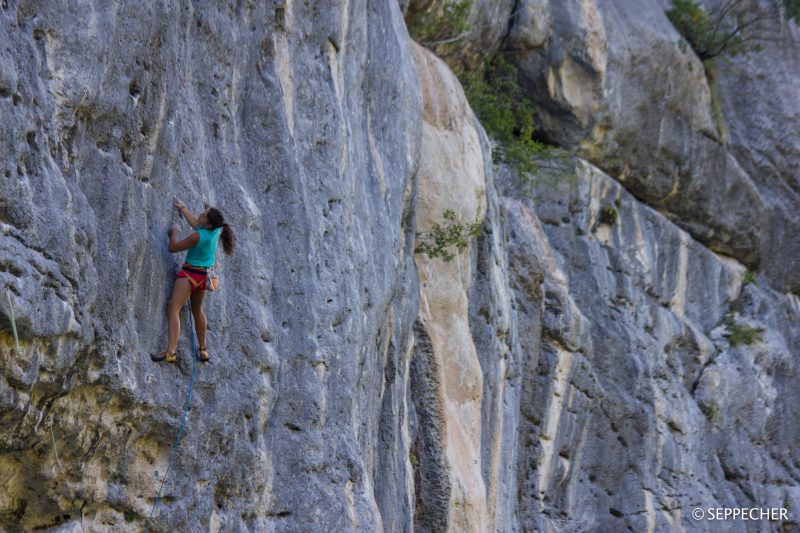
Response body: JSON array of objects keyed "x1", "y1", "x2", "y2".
[{"x1": 151, "y1": 198, "x2": 236, "y2": 364}]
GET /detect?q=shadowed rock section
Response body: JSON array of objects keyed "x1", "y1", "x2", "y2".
[{"x1": 409, "y1": 318, "x2": 451, "y2": 532}]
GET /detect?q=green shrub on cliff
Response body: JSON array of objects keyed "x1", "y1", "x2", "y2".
[
  {"x1": 459, "y1": 56, "x2": 547, "y2": 176},
  {"x1": 600, "y1": 206, "x2": 619, "y2": 225},
  {"x1": 722, "y1": 312, "x2": 765, "y2": 346},
  {"x1": 700, "y1": 400, "x2": 720, "y2": 422},
  {"x1": 408, "y1": 1, "x2": 472, "y2": 46},
  {"x1": 728, "y1": 322, "x2": 764, "y2": 346},
  {"x1": 409, "y1": 4, "x2": 573, "y2": 186},
  {"x1": 415, "y1": 208, "x2": 482, "y2": 262},
  {"x1": 667, "y1": 0, "x2": 799, "y2": 60},
  {"x1": 666, "y1": 0, "x2": 763, "y2": 60}
]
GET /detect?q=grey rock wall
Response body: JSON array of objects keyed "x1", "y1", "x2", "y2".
[
  {"x1": 504, "y1": 0, "x2": 800, "y2": 293},
  {"x1": 1, "y1": 0, "x2": 799, "y2": 531},
  {"x1": 1, "y1": 0, "x2": 421, "y2": 530},
  {"x1": 498, "y1": 160, "x2": 800, "y2": 532},
  {"x1": 405, "y1": 0, "x2": 800, "y2": 293}
]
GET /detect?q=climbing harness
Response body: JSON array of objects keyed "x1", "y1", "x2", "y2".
[{"x1": 144, "y1": 301, "x2": 200, "y2": 532}]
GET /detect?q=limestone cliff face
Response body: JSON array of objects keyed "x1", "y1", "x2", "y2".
[
  {"x1": 410, "y1": 42, "x2": 489, "y2": 532},
  {"x1": 504, "y1": 0, "x2": 800, "y2": 293},
  {"x1": 2, "y1": 0, "x2": 800, "y2": 532},
  {"x1": 499, "y1": 161, "x2": 800, "y2": 532},
  {"x1": 1, "y1": 1, "x2": 421, "y2": 530},
  {"x1": 408, "y1": 0, "x2": 800, "y2": 292}
]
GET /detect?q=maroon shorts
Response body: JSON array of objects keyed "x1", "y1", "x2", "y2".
[{"x1": 176, "y1": 263, "x2": 208, "y2": 293}]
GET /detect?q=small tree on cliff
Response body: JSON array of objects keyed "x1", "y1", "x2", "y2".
[
  {"x1": 666, "y1": 0, "x2": 800, "y2": 61},
  {"x1": 459, "y1": 55, "x2": 573, "y2": 187},
  {"x1": 459, "y1": 55, "x2": 543, "y2": 175},
  {"x1": 409, "y1": 1, "x2": 575, "y2": 190},
  {"x1": 415, "y1": 209, "x2": 482, "y2": 262}
]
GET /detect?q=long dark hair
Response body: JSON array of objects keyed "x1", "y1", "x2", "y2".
[{"x1": 206, "y1": 207, "x2": 236, "y2": 255}]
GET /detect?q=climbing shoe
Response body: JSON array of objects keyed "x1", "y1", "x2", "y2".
[
  {"x1": 151, "y1": 351, "x2": 177, "y2": 363},
  {"x1": 197, "y1": 347, "x2": 209, "y2": 363}
]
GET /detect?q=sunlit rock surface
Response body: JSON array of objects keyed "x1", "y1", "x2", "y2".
[
  {"x1": 505, "y1": 0, "x2": 800, "y2": 293},
  {"x1": 1, "y1": 1, "x2": 421, "y2": 530},
  {"x1": 1, "y1": 0, "x2": 799, "y2": 531}
]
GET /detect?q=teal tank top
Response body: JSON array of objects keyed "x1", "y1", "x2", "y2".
[{"x1": 184, "y1": 226, "x2": 222, "y2": 268}]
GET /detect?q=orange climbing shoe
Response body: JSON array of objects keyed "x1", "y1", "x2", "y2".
[{"x1": 151, "y1": 350, "x2": 177, "y2": 363}]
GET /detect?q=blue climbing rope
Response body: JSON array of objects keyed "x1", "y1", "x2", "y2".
[{"x1": 144, "y1": 301, "x2": 199, "y2": 532}]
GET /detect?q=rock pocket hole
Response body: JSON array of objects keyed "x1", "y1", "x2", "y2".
[
  {"x1": 128, "y1": 80, "x2": 141, "y2": 98},
  {"x1": 0, "y1": 260, "x2": 24, "y2": 277}
]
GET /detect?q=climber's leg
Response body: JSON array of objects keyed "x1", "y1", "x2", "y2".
[
  {"x1": 166, "y1": 277, "x2": 192, "y2": 354},
  {"x1": 190, "y1": 288, "x2": 207, "y2": 353}
]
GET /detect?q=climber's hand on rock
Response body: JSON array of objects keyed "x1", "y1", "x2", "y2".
[
  {"x1": 169, "y1": 223, "x2": 181, "y2": 237},
  {"x1": 173, "y1": 197, "x2": 186, "y2": 210}
]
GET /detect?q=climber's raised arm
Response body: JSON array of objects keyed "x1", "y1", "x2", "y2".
[
  {"x1": 167, "y1": 223, "x2": 200, "y2": 253},
  {"x1": 173, "y1": 197, "x2": 200, "y2": 229}
]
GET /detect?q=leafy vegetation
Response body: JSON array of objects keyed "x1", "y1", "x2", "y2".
[
  {"x1": 599, "y1": 206, "x2": 619, "y2": 226},
  {"x1": 411, "y1": 3, "x2": 575, "y2": 192},
  {"x1": 667, "y1": 0, "x2": 800, "y2": 60},
  {"x1": 408, "y1": 1, "x2": 472, "y2": 45},
  {"x1": 728, "y1": 322, "x2": 764, "y2": 346},
  {"x1": 415, "y1": 208, "x2": 482, "y2": 262},
  {"x1": 459, "y1": 55, "x2": 570, "y2": 183},
  {"x1": 409, "y1": 450, "x2": 419, "y2": 468},
  {"x1": 742, "y1": 269, "x2": 757, "y2": 286},
  {"x1": 666, "y1": 0, "x2": 799, "y2": 138},
  {"x1": 700, "y1": 400, "x2": 720, "y2": 422},
  {"x1": 787, "y1": 0, "x2": 800, "y2": 23},
  {"x1": 667, "y1": 0, "x2": 761, "y2": 59},
  {"x1": 722, "y1": 312, "x2": 764, "y2": 346}
]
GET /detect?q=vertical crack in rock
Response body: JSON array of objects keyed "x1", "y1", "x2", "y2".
[{"x1": 409, "y1": 318, "x2": 451, "y2": 532}]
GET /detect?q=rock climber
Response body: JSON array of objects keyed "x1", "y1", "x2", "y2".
[{"x1": 151, "y1": 198, "x2": 236, "y2": 363}]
